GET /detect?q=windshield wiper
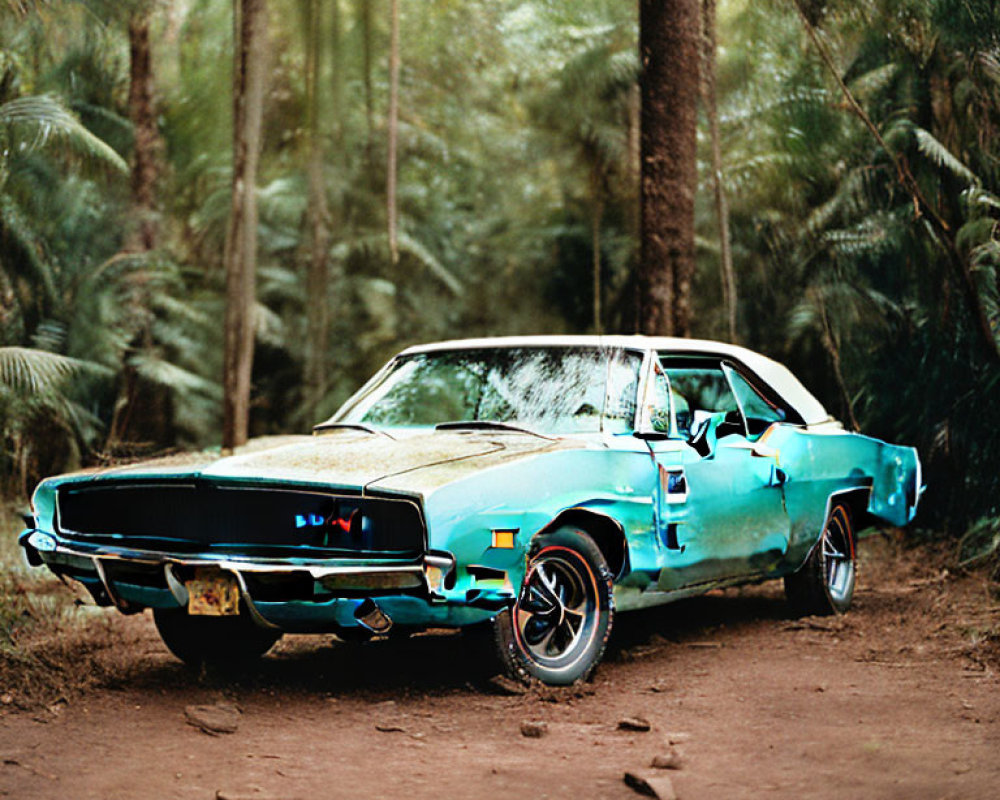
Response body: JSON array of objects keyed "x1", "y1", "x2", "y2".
[
  {"x1": 434, "y1": 421, "x2": 553, "y2": 439},
  {"x1": 313, "y1": 422, "x2": 396, "y2": 440}
]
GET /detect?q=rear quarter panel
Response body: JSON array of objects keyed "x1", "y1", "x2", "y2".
[{"x1": 769, "y1": 425, "x2": 921, "y2": 569}]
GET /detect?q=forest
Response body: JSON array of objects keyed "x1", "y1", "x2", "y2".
[{"x1": 0, "y1": 0, "x2": 998, "y2": 572}]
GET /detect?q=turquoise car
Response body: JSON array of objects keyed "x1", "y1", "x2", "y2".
[{"x1": 20, "y1": 336, "x2": 922, "y2": 685}]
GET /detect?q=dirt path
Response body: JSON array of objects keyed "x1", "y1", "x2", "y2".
[{"x1": 2, "y1": 537, "x2": 998, "y2": 800}]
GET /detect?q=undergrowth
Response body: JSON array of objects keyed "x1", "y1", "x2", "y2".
[{"x1": 0, "y1": 505, "x2": 133, "y2": 708}]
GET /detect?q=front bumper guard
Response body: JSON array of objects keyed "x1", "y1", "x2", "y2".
[{"x1": 21, "y1": 531, "x2": 456, "y2": 629}]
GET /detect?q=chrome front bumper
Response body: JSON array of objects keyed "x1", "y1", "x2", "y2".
[{"x1": 21, "y1": 530, "x2": 456, "y2": 629}]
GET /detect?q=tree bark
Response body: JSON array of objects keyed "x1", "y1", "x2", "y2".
[
  {"x1": 387, "y1": 0, "x2": 400, "y2": 265},
  {"x1": 126, "y1": 10, "x2": 160, "y2": 252},
  {"x1": 358, "y1": 0, "x2": 375, "y2": 180},
  {"x1": 222, "y1": 0, "x2": 268, "y2": 449},
  {"x1": 107, "y1": 8, "x2": 165, "y2": 452},
  {"x1": 330, "y1": 0, "x2": 344, "y2": 156},
  {"x1": 700, "y1": 0, "x2": 737, "y2": 342},
  {"x1": 303, "y1": 0, "x2": 329, "y2": 419},
  {"x1": 638, "y1": 0, "x2": 700, "y2": 337},
  {"x1": 591, "y1": 167, "x2": 604, "y2": 335}
]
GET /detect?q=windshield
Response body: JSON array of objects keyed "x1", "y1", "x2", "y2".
[{"x1": 331, "y1": 347, "x2": 642, "y2": 434}]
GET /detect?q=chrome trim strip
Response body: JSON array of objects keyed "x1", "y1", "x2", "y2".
[
  {"x1": 47, "y1": 539, "x2": 425, "y2": 580},
  {"x1": 91, "y1": 556, "x2": 122, "y2": 609},
  {"x1": 163, "y1": 563, "x2": 189, "y2": 607},
  {"x1": 230, "y1": 570, "x2": 282, "y2": 630}
]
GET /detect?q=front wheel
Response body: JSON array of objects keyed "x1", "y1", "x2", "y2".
[
  {"x1": 153, "y1": 607, "x2": 283, "y2": 668},
  {"x1": 784, "y1": 503, "x2": 857, "y2": 616},
  {"x1": 492, "y1": 528, "x2": 614, "y2": 685}
]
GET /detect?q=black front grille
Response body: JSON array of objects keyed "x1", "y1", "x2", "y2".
[{"x1": 56, "y1": 481, "x2": 424, "y2": 558}]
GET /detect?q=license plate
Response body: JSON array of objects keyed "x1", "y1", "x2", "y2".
[{"x1": 186, "y1": 569, "x2": 240, "y2": 616}]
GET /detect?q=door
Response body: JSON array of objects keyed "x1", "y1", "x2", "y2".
[{"x1": 644, "y1": 357, "x2": 791, "y2": 590}]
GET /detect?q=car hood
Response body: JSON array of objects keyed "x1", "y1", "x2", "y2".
[
  {"x1": 72, "y1": 429, "x2": 579, "y2": 497},
  {"x1": 206, "y1": 429, "x2": 580, "y2": 494}
]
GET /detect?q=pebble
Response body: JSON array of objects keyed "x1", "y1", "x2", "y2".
[
  {"x1": 623, "y1": 771, "x2": 677, "y2": 799},
  {"x1": 520, "y1": 720, "x2": 548, "y2": 738},
  {"x1": 618, "y1": 716, "x2": 652, "y2": 732},
  {"x1": 651, "y1": 747, "x2": 683, "y2": 770},
  {"x1": 184, "y1": 703, "x2": 241, "y2": 735}
]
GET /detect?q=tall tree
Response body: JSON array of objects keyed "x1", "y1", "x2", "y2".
[
  {"x1": 357, "y1": 0, "x2": 375, "y2": 179},
  {"x1": 222, "y1": 0, "x2": 268, "y2": 449},
  {"x1": 387, "y1": 0, "x2": 400, "y2": 265},
  {"x1": 637, "y1": 0, "x2": 700, "y2": 337},
  {"x1": 126, "y1": 6, "x2": 161, "y2": 252},
  {"x1": 106, "y1": 4, "x2": 168, "y2": 450},
  {"x1": 303, "y1": 0, "x2": 329, "y2": 419},
  {"x1": 700, "y1": 0, "x2": 737, "y2": 343}
]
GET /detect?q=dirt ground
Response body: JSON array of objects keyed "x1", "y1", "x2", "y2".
[{"x1": 1, "y1": 535, "x2": 998, "y2": 800}]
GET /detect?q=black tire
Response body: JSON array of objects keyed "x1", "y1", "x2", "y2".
[
  {"x1": 492, "y1": 527, "x2": 614, "y2": 686},
  {"x1": 153, "y1": 606, "x2": 282, "y2": 668},
  {"x1": 784, "y1": 503, "x2": 857, "y2": 616}
]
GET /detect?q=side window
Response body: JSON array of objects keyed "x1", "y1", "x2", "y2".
[
  {"x1": 648, "y1": 367, "x2": 672, "y2": 434},
  {"x1": 603, "y1": 350, "x2": 642, "y2": 433},
  {"x1": 723, "y1": 365, "x2": 788, "y2": 436},
  {"x1": 660, "y1": 356, "x2": 740, "y2": 437}
]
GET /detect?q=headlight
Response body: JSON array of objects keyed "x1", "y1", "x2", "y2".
[{"x1": 27, "y1": 531, "x2": 58, "y2": 552}]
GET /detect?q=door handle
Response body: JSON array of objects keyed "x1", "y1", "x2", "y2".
[{"x1": 769, "y1": 465, "x2": 789, "y2": 487}]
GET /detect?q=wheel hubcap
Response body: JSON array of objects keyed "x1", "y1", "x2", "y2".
[
  {"x1": 515, "y1": 552, "x2": 596, "y2": 667},
  {"x1": 821, "y1": 510, "x2": 855, "y2": 603}
]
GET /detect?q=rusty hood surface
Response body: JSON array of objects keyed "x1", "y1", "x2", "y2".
[{"x1": 196, "y1": 429, "x2": 577, "y2": 496}]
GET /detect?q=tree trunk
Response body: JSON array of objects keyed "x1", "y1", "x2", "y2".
[
  {"x1": 222, "y1": 0, "x2": 268, "y2": 449},
  {"x1": 107, "y1": 8, "x2": 165, "y2": 452},
  {"x1": 330, "y1": 0, "x2": 344, "y2": 155},
  {"x1": 626, "y1": 83, "x2": 641, "y2": 330},
  {"x1": 303, "y1": 0, "x2": 329, "y2": 419},
  {"x1": 126, "y1": 10, "x2": 160, "y2": 252},
  {"x1": 387, "y1": 0, "x2": 400, "y2": 265},
  {"x1": 700, "y1": 0, "x2": 737, "y2": 342},
  {"x1": 812, "y1": 287, "x2": 859, "y2": 432},
  {"x1": 591, "y1": 167, "x2": 604, "y2": 335},
  {"x1": 638, "y1": 0, "x2": 700, "y2": 337},
  {"x1": 358, "y1": 0, "x2": 375, "y2": 183}
]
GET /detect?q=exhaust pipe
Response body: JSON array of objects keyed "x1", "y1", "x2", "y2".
[{"x1": 354, "y1": 598, "x2": 393, "y2": 633}]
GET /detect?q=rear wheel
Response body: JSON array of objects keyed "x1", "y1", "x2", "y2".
[
  {"x1": 784, "y1": 503, "x2": 857, "y2": 616},
  {"x1": 153, "y1": 607, "x2": 282, "y2": 668},
  {"x1": 492, "y1": 528, "x2": 614, "y2": 685}
]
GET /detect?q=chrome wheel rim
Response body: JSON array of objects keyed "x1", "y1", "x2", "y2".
[
  {"x1": 821, "y1": 508, "x2": 855, "y2": 604},
  {"x1": 514, "y1": 549, "x2": 598, "y2": 669}
]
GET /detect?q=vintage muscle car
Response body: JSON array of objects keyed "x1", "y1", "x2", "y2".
[{"x1": 19, "y1": 336, "x2": 922, "y2": 684}]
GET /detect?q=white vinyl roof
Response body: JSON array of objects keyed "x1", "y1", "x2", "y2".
[{"x1": 401, "y1": 335, "x2": 832, "y2": 426}]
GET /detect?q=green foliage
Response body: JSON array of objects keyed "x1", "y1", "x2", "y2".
[
  {"x1": 0, "y1": 0, "x2": 997, "y2": 553},
  {"x1": 708, "y1": 0, "x2": 1000, "y2": 538}
]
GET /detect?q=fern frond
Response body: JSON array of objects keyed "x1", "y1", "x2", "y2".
[
  {"x1": 0, "y1": 94, "x2": 128, "y2": 175},
  {"x1": 397, "y1": 232, "x2": 463, "y2": 296},
  {"x1": 128, "y1": 353, "x2": 221, "y2": 399},
  {"x1": 913, "y1": 126, "x2": 979, "y2": 185},
  {"x1": 0, "y1": 346, "x2": 110, "y2": 395},
  {"x1": 331, "y1": 232, "x2": 463, "y2": 296}
]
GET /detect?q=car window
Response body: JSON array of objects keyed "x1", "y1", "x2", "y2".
[
  {"x1": 647, "y1": 367, "x2": 672, "y2": 434},
  {"x1": 723, "y1": 364, "x2": 788, "y2": 433},
  {"x1": 659, "y1": 356, "x2": 740, "y2": 437},
  {"x1": 337, "y1": 347, "x2": 642, "y2": 434}
]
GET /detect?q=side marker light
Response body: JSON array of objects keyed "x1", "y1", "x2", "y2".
[{"x1": 491, "y1": 529, "x2": 517, "y2": 549}]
